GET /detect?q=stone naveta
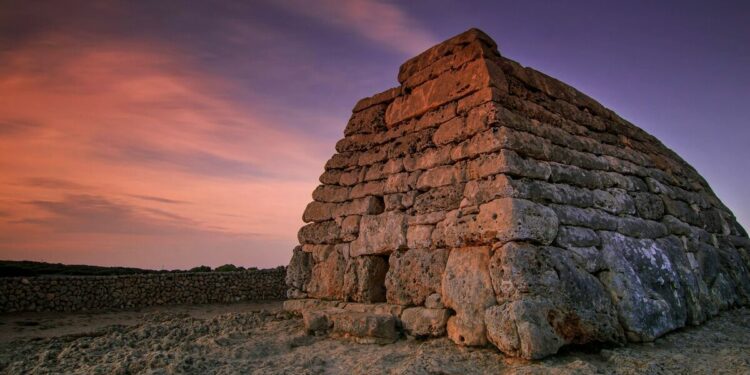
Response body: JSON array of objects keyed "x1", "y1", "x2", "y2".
[{"x1": 283, "y1": 28, "x2": 750, "y2": 359}]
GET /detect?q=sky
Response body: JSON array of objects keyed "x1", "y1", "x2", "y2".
[{"x1": 0, "y1": 0, "x2": 748, "y2": 270}]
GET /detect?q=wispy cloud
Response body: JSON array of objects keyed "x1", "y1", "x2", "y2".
[
  {"x1": 0, "y1": 28, "x2": 323, "y2": 267},
  {"x1": 16, "y1": 194, "x2": 207, "y2": 235},
  {"x1": 272, "y1": 0, "x2": 437, "y2": 55},
  {"x1": 97, "y1": 141, "x2": 272, "y2": 180},
  {"x1": 22, "y1": 177, "x2": 88, "y2": 190},
  {"x1": 0, "y1": 0, "x2": 438, "y2": 268},
  {"x1": 127, "y1": 194, "x2": 188, "y2": 205},
  {"x1": 0, "y1": 119, "x2": 42, "y2": 135}
]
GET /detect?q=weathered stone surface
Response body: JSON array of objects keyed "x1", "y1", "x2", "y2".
[
  {"x1": 554, "y1": 226, "x2": 600, "y2": 248},
  {"x1": 340, "y1": 215, "x2": 360, "y2": 242},
  {"x1": 433, "y1": 116, "x2": 470, "y2": 145},
  {"x1": 632, "y1": 192, "x2": 666, "y2": 220},
  {"x1": 386, "y1": 248, "x2": 449, "y2": 306},
  {"x1": 312, "y1": 184, "x2": 350, "y2": 203},
  {"x1": 487, "y1": 242, "x2": 624, "y2": 358},
  {"x1": 400, "y1": 307, "x2": 451, "y2": 337},
  {"x1": 398, "y1": 28, "x2": 498, "y2": 84},
  {"x1": 549, "y1": 204, "x2": 618, "y2": 231},
  {"x1": 345, "y1": 103, "x2": 386, "y2": 136},
  {"x1": 486, "y1": 300, "x2": 563, "y2": 360},
  {"x1": 466, "y1": 149, "x2": 551, "y2": 180},
  {"x1": 432, "y1": 198, "x2": 559, "y2": 248},
  {"x1": 416, "y1": 165, "x2": 464, "y2": 190},
  {"x1": 353, "y1": 86, "x2": 400, "y2": 113},
  {"x1": 287, "y1": 28, "x2": 750, "y2": 360},
  {"x1": 350, "y1": 212, "x2": 408, "y2": 256},
  {"x1": 307, "y1": 245, "x2": 346, "y2": 300},
  {"x1": 339, "y1": 302, "x2": 405, "y2": 317},
  {"x1": 330, "y1": 312, "x2": 400, "y2": 344},
  {"x1": 616, "y1": 216, "x2": 669, "y2": 239},
  {"x1": 413, "y1": 184, "x2": 463, "y2": 214},
  {"x1": 462, "y1": 175, "x2": 515, "y2": 206},
  {"x1": 477, "y1": 198, "x2": 559, "y2": 245},
  {"x1": 349, "y1": 181, "x2": 386, "y2": 199},
  {"x1": 598, "y1": 231, "x2": 687, "y2": 341},
  {"x1": 286, "y1": 246, "x2": 312, "y2": 292},
  {"x1": 424, "y1": 293, "x2": 444, "y2": 309},
  {"x1": 333, "y1": 196, "x2": 385, "y2": 218},
  {"x1": 386, "y1": 58, "x2": 506, "y2": 126},
  {"x1": 404, "y1": 146, "x2": 452, "y2": 171},
  {"x1": 343, "y1": 256, "x2": 389, "y2": 303},
  {"x1": 302, "y1": 309, "x2": 338, "y2": 334},
  {"x1": 442, "y1": 246, "x2": 495, "y2": 346},
  {"x1": 302, "y1": 201, "x2": 334, "y2": 223},
  {"x1": 406, "y1": 225, "x2": 433, "y2": 249},
  {"x1": 297, "y1": 221, "x2": 340, "y2": 245}
]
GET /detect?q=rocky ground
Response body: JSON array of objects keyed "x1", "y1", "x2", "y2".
[{"x1": 0, "y1": 302, "x2": 748, "y2": 374}]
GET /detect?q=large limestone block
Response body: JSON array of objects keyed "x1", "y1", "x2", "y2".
[
  {"x1": 413, "y1": 184, "x2": 463, "y2": 215},
  {"x1": 350, "y1": 212, "x2": 408, "y2": 256},
  {"x1": 597, "y1": 231, "x2": 688, "y2": 341},
  {"x1": 465, "y1": 149, "x2": 551, "y2": 180},
  {"x1": 286, "y1": 246, "x2": 312, "y2": 292},
  {"x1": 400, "y1": 307, "x2": 451, "y2": 337},
  {"x1": 298, "y1": 221, "x2": 340, "y2": 245},
  {"x1": 486, "y1": 243, "x2": 624, "y2": 358},
  {"x1": 332, "y1": 196, "x2": 385, "y2": 218},
  {"x1": 398, "y1": 28, "x2": 498, "y2": 84},
  {"x1": 302, "y1": 308, "x2": 341, "y2": 334},
  {"x1": 385, "y1": 248, "x2": 449, "y2": 306},
  {"x1": 307, "y1": 245, "x2": 346, "y2": 300},
  {"x1": 343, "y1": 256, "x2": 389, "y2": 303},
  {"x1": 329, "y1": 311, "x2": 400, "y2": 344},
  {"x1": 477, "y1": 198, "x2": 559, "y2": 245},
  {"x1": 386, "y1": 58, "x2": 506, "y2": 126},
  {"x1": 312, "y1": 185, "x2": 350, "y2": 203},
  {"x1": 488, "y1": 242, "x2": 559, "y2": 300},
  {"x1": 554, "y1": 226, "x2": 600, "y2": 248},
  {"x1": 302, "y1": 201, "x2": 334, "y2": 223},
  {"x1": 353, "y1": 86, "x2": 400, "y2": 113},
  {"x1": 432, "y1": 198, "x2": 558, "y2": 248},
  {"x1": 441, "y1": 246, "x2": 496, "y2": 346},
  {"x1": 344, "y1": 103, "x2": 386, "y2": 136},
  {"x1": 485, "y1": 300, "x2": 562, "y2": 360},
  {"x1": 416, "y1": 164, "x2": 464, "y2": 190}
]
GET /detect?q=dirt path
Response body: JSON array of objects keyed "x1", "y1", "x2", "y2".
[{"x1": 0, "y1": 303, "x2": 748, "y2": 374}]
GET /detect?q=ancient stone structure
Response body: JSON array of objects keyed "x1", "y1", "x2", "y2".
[
  {"x1": 0, "y1": 267, "x2": 286, "y2": 313},
  {"x1": 285, "y1": 29, "x2": 750, "y2": 359}
]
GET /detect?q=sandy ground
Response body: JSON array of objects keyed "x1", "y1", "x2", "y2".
[{"x1": 0, "y1": 302, "x2": 749, "y2": 374}]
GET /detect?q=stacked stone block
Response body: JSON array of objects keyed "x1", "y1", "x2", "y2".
[
  {"x1": 286, "y1": 28, "x2": 750, "y2": 359},
  {"x1": 1, "y1": 268, "x2": 286, "y2": 313}
]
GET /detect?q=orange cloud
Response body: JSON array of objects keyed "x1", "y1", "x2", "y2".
[{"x1": 0, "y1": 33, "x2": 330, "y2": 268}]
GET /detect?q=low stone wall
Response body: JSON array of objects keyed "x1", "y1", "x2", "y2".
[{"x1": 0, "y1": 267, "x2": 287, "y2": 313}]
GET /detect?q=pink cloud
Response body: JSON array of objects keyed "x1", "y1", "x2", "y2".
[{"x1": 0, "y1": 34, "x2": 329, "y2": 268}]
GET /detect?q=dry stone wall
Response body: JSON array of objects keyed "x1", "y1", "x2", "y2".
[
  {"x1": 286, "y1": 28, "x2": 750, "y2": 359},
  {"x1": 0, "y1": 267, "x2": 286, "y2": 313}
]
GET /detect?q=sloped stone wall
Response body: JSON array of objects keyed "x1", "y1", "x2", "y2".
[
  {"x1": 286, "y1": 29, "x2": 750, "y2": 359},
  {"x1": 0, "y1": 267, "x2": 286, "y2": 313}
]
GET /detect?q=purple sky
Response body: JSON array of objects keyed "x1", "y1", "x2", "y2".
[{"x1": 0, "y1": 0, "x2": 747, "y2": 269}]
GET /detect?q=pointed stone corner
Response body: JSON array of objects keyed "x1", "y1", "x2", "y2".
[
  {"x1": 285, "y1": 28, "x2": 750, "y2": 359},
  {"x1": 397, "y1": 28, "x2": 499, "y2": 84}
]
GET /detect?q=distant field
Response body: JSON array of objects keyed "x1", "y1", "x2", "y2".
[{"x1": 0, "y1": 261, "x2": 253, "y2": 277}]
